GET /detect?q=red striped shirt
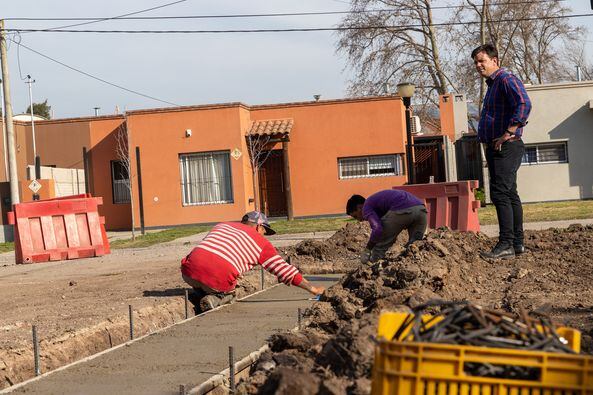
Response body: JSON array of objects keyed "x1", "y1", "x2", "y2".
[{"x1": 181, "y1": 222, "x2": 302, "y2": 292}]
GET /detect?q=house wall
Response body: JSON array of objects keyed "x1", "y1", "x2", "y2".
[
  {"x1": 88, "y1": 118, "x2": 131, "y2": 230},
  {"x1": 251, "y1": 97, "x2": 408, "y2": 217},
  {"x1": 127, "y1": 105, "x2": 253, "y2": 228},
  {"x1": 518, "y1": 81, "x2": 593, "y2": 202},
  {"x1": 5, "y1": 97, "x2": 411, "y2": 230}
]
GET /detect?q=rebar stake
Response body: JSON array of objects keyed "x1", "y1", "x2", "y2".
[
  {"x1": 179, "y1": 384, "x2": 186, "y2": 395},
  {"x1": 298, "y1": 308, "x2": 302, "y2": 330},
  {"x1": 184, "y1": 289, "x2": 189, "y2": 319},
  {"x1": 32, "y1": 325, "x2": 40, "y2": 376},
  {"x1": 260, "y1": 266, "x2": 264, "y2": 290},
  {"x1": 229, "y1": 346, "x2": 235, "y2": 393},
  {"x1": 129, "y1": 305, "x2": 134, "y2": 340}
]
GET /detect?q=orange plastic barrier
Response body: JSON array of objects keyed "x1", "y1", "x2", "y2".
[
  {"x1": 393, "y1": 180, "x2": 481, "y2": 232},
  {"x1": 8, "y1": 195, "x2": 111, "y2": 264}
]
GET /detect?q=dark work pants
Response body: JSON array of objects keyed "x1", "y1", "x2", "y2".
[{"x1": 485, "y1": 140, "x2": 525, "y2": 247}]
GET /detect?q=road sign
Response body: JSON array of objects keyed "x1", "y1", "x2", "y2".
[{"x1": 28, "y1": 180, "x2": 42, "y2": 194}]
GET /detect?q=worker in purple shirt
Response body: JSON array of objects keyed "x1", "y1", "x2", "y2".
[
  {"x1": 346, "y1": 190, "x2": 428, "y2": 263},
  {"x1": 472, "y1": 43, "x2": 532, "y2": 260}
]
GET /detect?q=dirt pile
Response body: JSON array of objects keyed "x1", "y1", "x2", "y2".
[
  {"x1": 281, "y1": 221, "x2": 407, "y2": 274},
  {"x1": 237, "y1": 224, "x2": 593, "y2": 394}
]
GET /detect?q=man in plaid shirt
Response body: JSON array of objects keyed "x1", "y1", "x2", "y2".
[{"x1": 472, "y1": 43, "x2": 532, "y2": 259}]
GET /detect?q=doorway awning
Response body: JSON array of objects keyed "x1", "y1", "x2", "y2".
[{"x1": 247, "y1": 118, "x2": 293, "y2": 137}]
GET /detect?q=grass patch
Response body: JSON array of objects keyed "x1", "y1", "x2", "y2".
[
  {"x1": 478, "y1": 200, "x2": 593, "y2": 225},
  {"x1": 0, "y1": 242, "x2": 14, "y2": 253},
  {"x1": 110, "y1": 225, "x2": 212, "y2": 249},
  {"x1": 270, "y1": 217, "x2": 351, "y2": 234}
]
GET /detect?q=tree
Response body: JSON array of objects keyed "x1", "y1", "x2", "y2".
[
  {"x1": 246, "y1": 133, "x2": 274, "y2": 213},
  {"x1": 26, "y1": 99, "x2": 51, "y2": 119},
  {"x1": 115, "y1": 119, "x2": 137, "y2": 240},
  {"x1": 448, "y1": 0, "x2": 585, "y2": 110},
  {"x1": 336, "y1": 0, "x2": 456, "y2": 111},
  {"x1": 336, "y1": 0, "x2": 587, "y2": 115}
]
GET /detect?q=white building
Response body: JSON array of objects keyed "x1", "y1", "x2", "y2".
[{"x1": 517, "y1": 81, "x2": 593, "y2": 202}]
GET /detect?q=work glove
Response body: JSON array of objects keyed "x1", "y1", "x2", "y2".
[{"x1": 360, "y1": 249, "x2": 372, "y2": 264}]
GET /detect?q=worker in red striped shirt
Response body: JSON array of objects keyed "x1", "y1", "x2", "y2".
[{"x1": 181, "y1": 211, "x2": 324, "y2": 312}]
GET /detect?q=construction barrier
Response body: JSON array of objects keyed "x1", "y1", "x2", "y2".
[
  {"x1": 371, "y1": 312, "x2": 593, "y2": 395},
  {"x1": 394, "y1": 180, "x2": 481, "y2": 232},
  {"x1": 8, "y1": 195, "x2": 110, "y2": 264}
]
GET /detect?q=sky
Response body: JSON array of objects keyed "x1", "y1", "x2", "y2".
[{"x1": 1, "y1": 0, "x2": 592, "y2": 119}]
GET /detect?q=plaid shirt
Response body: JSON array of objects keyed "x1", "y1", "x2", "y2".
[{"x1": 478, "y1": 68, "x2": 531, "y2": 143}]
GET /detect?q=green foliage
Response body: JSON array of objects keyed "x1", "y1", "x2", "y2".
[{"x1": 25, "y1": 99, "x2": 51, "y2": 119}]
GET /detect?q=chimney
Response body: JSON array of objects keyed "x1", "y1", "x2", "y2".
[{"x1": 439, "y1": 93, "x2": 468, "y2": 142}]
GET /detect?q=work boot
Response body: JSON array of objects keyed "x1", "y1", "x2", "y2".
[
  {"x1": 480, "y1": 243, "x2": 515, "y2": 260},
  {"x1": 514, "y1": 245, "x2": 526, "y2": 255}
]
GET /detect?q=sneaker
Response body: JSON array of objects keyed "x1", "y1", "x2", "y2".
[
  {"x1": 199, "y1": 295, "x2": 222, "y2": 312},
  {"x1": 199, "y1": 293, "x2": 235, "y2": 312},
  {"x1": 514, "y1": 245, "x2": 526, "y2": 255},
  {"x1": 480, "y1": 243, "x2": 515, "y2": 260}
]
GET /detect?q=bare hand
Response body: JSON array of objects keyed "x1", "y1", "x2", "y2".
[
  {"x1": 310, "y1": 286, "x2": 325, "y2": 296},
  {"x1": 494, "y1": 133, "x2": 512, "y2": 151}
]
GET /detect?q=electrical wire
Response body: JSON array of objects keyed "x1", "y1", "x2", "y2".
[
  {"x1": 9, "y1": 38, "x2": 180, "y2": 106},
  {"x1": 4, "y1": 12, "x2": 593, "y2": 34},
  {"x1": 1, "y1": 0, "x2": 570, "y2": 22},
  {"x1": 39, "y1": 0, "x2": 193, "y2": 31}
]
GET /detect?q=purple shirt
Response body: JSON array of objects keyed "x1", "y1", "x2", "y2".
[
  {"x1": 363, "y1": 190, "x2": 424, "y2": 244},
  {"x1": 478, "y1": 68, "x2": 531, "y2": 143}
]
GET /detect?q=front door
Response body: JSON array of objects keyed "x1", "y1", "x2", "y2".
[{"x1": 258, "y1": 150, "x2": 287, "y2": 217}]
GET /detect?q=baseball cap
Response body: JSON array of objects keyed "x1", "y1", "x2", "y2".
[{"x1": 243, "y1": 211, "x2": 276, "y2": 235}]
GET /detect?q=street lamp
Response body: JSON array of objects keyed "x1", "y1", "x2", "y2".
[{"x1": 397, "y1": 82, "x2": 416, "y2": 184}]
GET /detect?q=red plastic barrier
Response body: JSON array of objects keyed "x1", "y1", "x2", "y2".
[
  {"x1": 393, "y1": 181, "x2": 481, "y2": 232},
  {"x1": 8, "y1": 195, "x2": 110, "y2": 264}
]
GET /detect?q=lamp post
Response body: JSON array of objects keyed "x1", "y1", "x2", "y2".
[{"x1": 397, "y1": 82, "x2": 416, "y2": 184}]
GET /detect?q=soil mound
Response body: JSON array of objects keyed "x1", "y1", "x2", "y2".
[
  {"x1": 237, "y1": 224, "x2": 593, "y2": 394},
  {"x1": 281, "y1": 221, "x2": 407, "y2": 274}
]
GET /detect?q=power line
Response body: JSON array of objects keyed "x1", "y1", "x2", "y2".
[
  {"x1": 1, "y1": 0, "x2": 569, "y2": 22},
  {"x1": 4, "y1": 12, "x2": 593, "y2": 34},
  {"x1": 39, "y1": 0, "x2": 193, "y2": 31},
  {"x1": 9, "y1": 39, "x2": 180, "y2": 106}
]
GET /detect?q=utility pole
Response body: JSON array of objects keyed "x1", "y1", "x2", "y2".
[
  {"x1": 0, "y1": 20, "x2": 21, "y2": 205},
  {"x1": 0, "y1": 77, "x2": 9, "y2": 180},
  {"x1": 26, "y1": 75, "x2": 37, "y2": 161}
]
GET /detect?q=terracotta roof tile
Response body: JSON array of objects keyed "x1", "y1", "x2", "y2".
[{"x1": 248, "y1": 118, "x2": 293, "y2": 136}]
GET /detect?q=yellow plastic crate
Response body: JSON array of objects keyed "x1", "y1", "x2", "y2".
[{"x1": 371, "y1": 312, "x2": 593, "y2": 394}]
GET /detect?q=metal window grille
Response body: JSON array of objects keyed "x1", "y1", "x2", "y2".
[
  {"x1": 522, "y1": 147, "x2": 538, "y2": 164},
  {"x1": 179, "y1": 151, "x2": 233, "y2": 206},
  {"x1": 111, "y1": 161, "x2": 131, "y2": 204},
  {"x1": 338, "y1": 154, "x2": 403, "y2": 179},
  {"x1": 522, "y1": 143, "x2": 568, "y2": 165}
]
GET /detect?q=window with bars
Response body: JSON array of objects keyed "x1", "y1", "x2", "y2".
[
  {"x1": 522, "y1": 142, "x2": 568, "y2": 165},
  {"x1": 179, "y1": 151, "x2": 233, "y2": 206},
  {"x1": 111, "y1": 160, "x2": 131, "y2": 204},
  {"x1": 338, "y1": 154, "x2": 404, "y2": 179}
]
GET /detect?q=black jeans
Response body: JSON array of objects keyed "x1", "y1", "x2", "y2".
[{"x1": 485, "y1": 140, "x2": 525, "y2": 247}]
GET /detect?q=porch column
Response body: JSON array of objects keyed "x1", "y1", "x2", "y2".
[{"x1": 281, "y1": 138, "x2": 294, "y2": 220}]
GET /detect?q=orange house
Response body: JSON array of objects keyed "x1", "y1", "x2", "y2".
[{"x1": 1, "y1": 96, "x2": 410, "y2": 230}]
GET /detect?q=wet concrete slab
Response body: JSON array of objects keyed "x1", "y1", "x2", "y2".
[{"x1": 5, "y1": 275, "x2": 340, "y2": 395}]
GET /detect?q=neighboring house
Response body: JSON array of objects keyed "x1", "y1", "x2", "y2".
[
  {"x1": 0, "y1": 97, "x2": 412, "y2": 231},
  {"x1": 518, "y1": 81, "x2": 593, "y2": 202}
]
